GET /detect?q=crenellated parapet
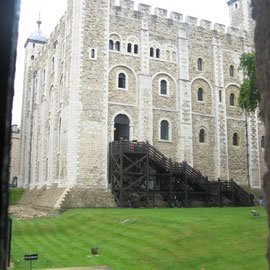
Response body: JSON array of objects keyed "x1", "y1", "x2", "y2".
[{"x1": 112, "y1": 0, "x2": 250, "y2": 40}]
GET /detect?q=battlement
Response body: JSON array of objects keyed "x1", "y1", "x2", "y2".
[{"x1": 114, "y1": 0, "x2": 247, "y2": 38}]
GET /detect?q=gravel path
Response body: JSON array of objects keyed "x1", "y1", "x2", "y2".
[{"x1": 8, "y1": 205, "x2": 52, "y2": 220}]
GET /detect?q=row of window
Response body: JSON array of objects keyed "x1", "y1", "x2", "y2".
[
  {"x1": 196, "y1": 87, "x2": 237, "y2": 106},
  {"x1": 108, "y1": 40, "x2": 177, "y2": 61},
  {"x1": 117, "y1": 72, "x2": 239, "y2": 104},
  {"x1": 197, "y1": 58, "x2": 236, "y2": 77},
  {"x1": 160, "y1": 121, "x2": 265, "y2": 148},
  {"x1": 109, "y1": 40, "x2": 139, "y2": 54}
]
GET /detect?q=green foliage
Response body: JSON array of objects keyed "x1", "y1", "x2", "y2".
[
  {"x1": 11, "y1": 207, "x2": 267, "y2": 270},
  {"x1": 9, "y1": 188, "x2": 25, "y2": 205},
  {"x1": 238, "y1": 51, "x2": 260, "y2": 112}
]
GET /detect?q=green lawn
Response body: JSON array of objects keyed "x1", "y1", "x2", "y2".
[
  {"x1": 9, "y1": 188, "x2": 25, "y2": 205},
  {"x1": 11, "y1": 207, "x2": 268, "y2": 270}
]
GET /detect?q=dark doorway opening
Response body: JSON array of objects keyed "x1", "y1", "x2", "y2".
[{"x1": 114, "y1": 114, "x2": 130, "y2": 141}]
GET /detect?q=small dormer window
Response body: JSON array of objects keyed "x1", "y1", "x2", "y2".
[{"x1": 33, "y1": 43, "x2": 35, "y2": 48}]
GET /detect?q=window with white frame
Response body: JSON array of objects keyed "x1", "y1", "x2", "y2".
[
  {"x1": 230, "y1": 93, "x2": 235, "y2": 106},
  {"x1": 197, "y1": 58, "x2": 203, "y2": 71},
  {"x1": 160, "y1": 79, "x2": 168, "y2": 96},
  {"x1": 90, "y1": 48, "x2": 97, "y2": 60},
  {"x1": 229, "y1": 65, "x2": 234, "y2": 77},
  {"x1": 51, "y1": 57, "x2": 55, "y2": 73},
  {"x1": 59, "y1": 75, "x2": 63, "y2": 102},
  {"x1": 198, "y1": 87, "x2": 204, "y2": 101},
  {"x1": 127, "y1": 43, "x2": 132, "y2": 53},
  {"x1": 150, "y1": 47, "x2": 154, "y2": 57},
  {"x1": 134, "y1": 44, "x2": 138, "y2": 54},
  {"x1": 109, "y1": 40, "x2": 114, "y2": 50},
  {"x1": 115, "y1": 41, "x2": 120, "y2": 51},
  {"x1": 161, "y1": 120, "x2": 169, "y2": 140},
  {"x1": 233, "y1": 132, "x2": 239, "y2": 146},
  {"x1": 118, "y1": 72, "x2": 126, "y2": 89},
  {"x1": 199, "y1": 129, "x2": 206, "y2": 143}
]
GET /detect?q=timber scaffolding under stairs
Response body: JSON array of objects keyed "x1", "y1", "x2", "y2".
[{"x1": 109, "y1": 141, "x2": 254, "y2": 208}]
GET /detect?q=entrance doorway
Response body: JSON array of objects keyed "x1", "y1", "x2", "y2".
[{"x1": 114, "y1": 114, "x2": 130, "y2": 141}]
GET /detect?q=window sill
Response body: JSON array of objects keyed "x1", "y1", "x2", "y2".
[
  {"x1": 116, "y1": 87, "x2": 128, "y2": 91},
  {"x1": 158, "y1": 139, "x2": 172, "y2": 143},
  {"x1": 159, "y1": 94, "x2": 170, "y2": 97}
]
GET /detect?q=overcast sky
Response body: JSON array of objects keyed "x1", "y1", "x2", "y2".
[{"x1": 13, "y1": 0, "x2": 230, "y2": 126}]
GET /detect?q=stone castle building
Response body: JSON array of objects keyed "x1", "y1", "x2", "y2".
[{"x1": 20, "y1": 0, "x2": 265, "y2": 198}]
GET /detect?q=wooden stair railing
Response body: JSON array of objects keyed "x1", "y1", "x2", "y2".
[{"x1": 109, "y1": 141, "x2": 254, "y2": 207}]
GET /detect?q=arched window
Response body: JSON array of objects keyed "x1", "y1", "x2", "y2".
[
  {"x1": 156, "y1": 48, "x2": 160, "y2": 58},
  {"x1": 229, "y1": 65, "x2": 234, "y2": 77},
  {"x1": 91, "y1": 49, "x2": 95, "y2": 58},
  {"x1": 233, "y1": 132, "x2": 239, "y2": 146},
  {"x1": 261, "y1": 136, "x2": 265, "y2": 148},
  {"x1": 118, "y1": 73, "x2": 126, "y2": 89},
  {"x1": 59, "y1": 75, "x2": 63, "y2": 101},
  {"x1": 198, "y1": 88, "x2": 203, "y2": 101},
  {"x1": 31, "y1": 55, "x2": 35, "y2": 60},
  {"x1": 109, "y1": 40, "x2": 114, "y2": 50},
  {"x1": 230, "y1": 93, "x2": 235, "y2": 106},
  {"x1": 160, "y1": 120, "x2": 169, "y2": 140},
  {"x1": 150, "y1": 47, "x2": 154, "y2": 57},
  {"x1": 197, "y1": 58, "x2": 202, "y2": 71},
  {"x1": 134, "y1": 44, "x2": 138, "y2": 54},
  {"x1": 166, "y1": 50, "x2": 170, "y2": 61},
  {"x1": 115, "y1": 41, "x2": 120, "y2": 51},
  {"x1": 199, "y1": 129, "x2": 205, "y2": 143},
  {"x1": 51, "y1": 57, "x2": 55, "y2": 72},
  {"x1": 127, "y1": 43, "x2": 132, "y2": 53},
  {"x1": 49, "y1": 86, "x2": 54, "y2": 113},
  {"x1": 160, "y1": 80, "x2": 167, "y2": 95},
  {"x1": 43, "y1": 69, "x2": 46, "y2": 83},
  {"x1": 172, "y1": 52, "x2": 176, "y2": 62}
]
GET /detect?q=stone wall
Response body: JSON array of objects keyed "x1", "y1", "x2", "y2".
[{"x1": 19, "y1": 0, "x2": 265, "y2": 196}]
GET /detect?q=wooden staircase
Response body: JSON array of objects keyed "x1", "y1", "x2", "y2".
[{"x1": 109, "y1": 140, "x2": 254, "y2": 208}]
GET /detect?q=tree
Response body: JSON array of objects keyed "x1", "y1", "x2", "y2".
[{"x1": 238, "y1": 51, "x2": 260, "y2": 112}]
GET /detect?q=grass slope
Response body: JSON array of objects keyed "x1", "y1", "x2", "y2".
[
  {"x1": 11, "y1": 207, "x2": 267, "y2": 270},
  {"x1": 9, "y1": 188, "x2": 25, "y2": 205}
]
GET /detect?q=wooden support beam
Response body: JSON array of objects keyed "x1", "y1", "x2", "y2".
[
  {"x1": 169, "y1": 158, "x2": 173, "y2": 207},
  {"x1": 120, "y1": 140, "x2": 124, "y2": 207},
  {"x1": 218, "y1": 177, "x2": 221, "y2": 207},
  {"x1": 146, "y1": 141, "x2": 150, "y2": 207},
  {"x1": 231, "y1": 178, "x2": 235, "y2": 206},
  {"x1": 184, "y1": 162, "x2": 188, "y2": 207}
]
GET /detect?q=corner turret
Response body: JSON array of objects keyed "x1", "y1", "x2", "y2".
[
  {"x1": 227, "y1": 0, "x2": 253, "y2": 34},
  {"x1": 24, "y1": 18, "x2": 47, "y2": 48}
]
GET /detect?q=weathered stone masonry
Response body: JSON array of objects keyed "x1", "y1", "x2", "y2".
[{"x1": 20, "y1": 0, "x2": 265, "y2": 202}]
